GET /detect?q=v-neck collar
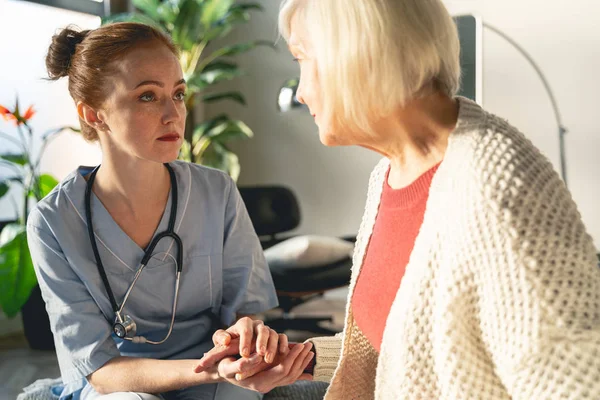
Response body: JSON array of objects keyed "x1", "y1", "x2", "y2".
[{"x1": 67, "y1": 162, "x2": 188, "y2": 273}]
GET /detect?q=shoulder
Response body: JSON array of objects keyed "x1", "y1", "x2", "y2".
[
  {"x1": 452, "y1": 101, "x2": 585, "y2": 243},
  {"x1": 172, "y1": 160, "x2": 233, "y2": 186},
  {"x1": 170, "y1": 160, "x2": 236, "y2": 201},
  {"x1": 27, "y1": 168, "x2": 81, "y2": 233}
]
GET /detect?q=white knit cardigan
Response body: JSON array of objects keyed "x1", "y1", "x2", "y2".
[{"x1": 309, "y1": 97, "x2": 600, "y2": 399}]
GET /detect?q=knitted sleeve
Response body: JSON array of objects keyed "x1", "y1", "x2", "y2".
[
  {"x1": 308, "y1": 334, "x2": 343, "y2": 382},
  {"x1": 472, "y1": 124, "x2": 600, "y2": 399}
]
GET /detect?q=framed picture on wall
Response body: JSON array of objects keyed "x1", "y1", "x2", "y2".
[{"x1": 22, "y1": 0, "x2": 127, "y2": 17}]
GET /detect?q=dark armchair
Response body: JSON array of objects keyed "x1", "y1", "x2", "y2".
[{"x1": 238, "y1": 186, "x2": 353, "y2": 335}]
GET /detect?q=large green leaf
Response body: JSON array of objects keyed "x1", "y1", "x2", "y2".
[
  {"x1": 0, "y1": 224, "x2": 37, "y2": 318},
  {"x1": 216, "y1": 40, "x2": 275, "y2": 57},
  {"x1": 229, "y1": 3, "x2": 263, "y2": 12},
  {"x1": 191, "y1": 114, "x2": 230, "y2": 147},
  {"x1": 101, "y1": 12, "x2": 164, "y2": 30},
  {"x1": 206, "y1": 120, "x2": 254, "y2": 141},
  {"x1": 172, "y1": 0, "x2": 204, "y2": 51},
  {"x1": 188, "y1": 62, "x2": 243, "y2": 90},
  {"x1": 0, "y1": 153, "x2": 27, "y2": 166},
  {"x1": 202, "y1": 91, "x2": 246, "y2": 105},
  {"x1": 200, "y1": 0, "x2": 234, "y2": 29},
  {"x1": 156, "y1": 1, "x2": 179, "y2": 26},
  {"x1": 200, "y1": 142, "x2": 240, "y2": 181},
  {"x1": 37, "y1": 174, "x2": 59, "y2": 200},
  {"x1": 203, "y1": 4, "x2": 263, "y2": 42},
  {"x1": 132, "y1": 0, "x2": 162, "y2": 22}
]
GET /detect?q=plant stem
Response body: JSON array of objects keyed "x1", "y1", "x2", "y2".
[
  {"x1": 0, "y1": 131, "x2": 25, "y2": 152},
  {"x1": 16, "y1": 124, "x2": 31, "y2": 163}
]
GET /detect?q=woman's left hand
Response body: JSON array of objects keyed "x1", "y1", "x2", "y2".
[{"x1": 207, "y1": 341, "x2": 314, "y2": 393}]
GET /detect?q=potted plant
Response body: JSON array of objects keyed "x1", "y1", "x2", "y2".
[
  {"x1": 0, "y1": 99, "x2": 79, "y2": 350},
  {"x1": 104, "y1": 0, "x2": 273, "y2": 181}
]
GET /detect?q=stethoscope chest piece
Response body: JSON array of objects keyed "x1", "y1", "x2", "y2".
[{"x1": 114, "y1": 312, "x2": 137, "y2": 339}]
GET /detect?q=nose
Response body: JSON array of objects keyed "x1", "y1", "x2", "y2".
[
  {"x1": 295, "y1": 77, "x2": 306, "y2": 105},
  {"x1": 162, "y1": 97, "x2": 183, "y2": 125}
]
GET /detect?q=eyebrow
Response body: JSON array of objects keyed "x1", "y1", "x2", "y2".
[{"x1": 135, "y1": 78, "x2": 186, "y2": 89}]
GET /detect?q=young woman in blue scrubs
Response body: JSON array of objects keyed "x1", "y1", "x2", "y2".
[{"x1": 27, "y1": 22, "x2": 315, "y2": 400}]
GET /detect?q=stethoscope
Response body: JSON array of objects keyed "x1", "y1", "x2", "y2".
[{"x1": 84, "y1": 163, "x2": 183, "y2": 344}]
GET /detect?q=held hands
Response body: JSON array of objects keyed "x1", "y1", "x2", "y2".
[{"x1": 194, "y1": 317, "x2": 314, "y2": 393}]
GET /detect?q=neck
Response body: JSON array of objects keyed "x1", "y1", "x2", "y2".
[
  {"x1": 363, "y1": 92, "x2": 458, "y2": 189},
  {"x1": 93, "y1": 156, "x2": 171, "y2": 215}
]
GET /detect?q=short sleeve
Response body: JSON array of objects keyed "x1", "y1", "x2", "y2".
[
  {"x1": 220, "y1": 178, "x2": 278, "y2": 325},
  {"x1": 26, "y1": 211, "x2": 120, "y2": 384}
]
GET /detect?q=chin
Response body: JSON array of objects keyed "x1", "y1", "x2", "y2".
[
  {"x1": 151, "y1": 150, "x2": 181, "y2": 164},
  {"x1": 319, "y1": 131, "x2": 344, "y2": 147}
]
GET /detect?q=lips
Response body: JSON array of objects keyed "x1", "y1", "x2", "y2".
[{"x1": 157, "y1": 133, "x2": 180, "y2": 142}]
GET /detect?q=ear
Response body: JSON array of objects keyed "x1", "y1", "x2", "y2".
[{"x1": 76, "y1": 101, "x2": 107, "y2": 131}]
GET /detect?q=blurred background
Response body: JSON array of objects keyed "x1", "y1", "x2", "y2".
[{"x1": 1, "y1": 0, "x2": 599, "y2": 398}]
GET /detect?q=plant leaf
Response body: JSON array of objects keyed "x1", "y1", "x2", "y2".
[
  {"x1": 191, "y1": 114, "x2": 229, "y2": 146},
  {"x1": 188, "y1": 62, "x2": 242, "y2": 90},
  {"x1": 200, "y1": 142, "x2": 240, "y2": 181},
  {"x1": 172, "y1": 0, "x2": 203, "y2": 51},
  {"x1": 202, "y1": 91, "x2": 246, "y2": 105},
  {"x1": 156, "y1": 2, "x2": 179, "y2": 25},
  {"x1": 206, "y1": 119, "x2": 253, "y2": 140},
  {"x1": 37, "y1": 174, "x2": 59, "y2": 200},
  {"x1": 201, "y1": 0, "x2": 234, "y2": 29},
  {"x1": 101, "y1": 12, "x2": 164, "y2": 30},
  {"x1": 217, "y1": 40, "x2": 275, "y2": 58},
  {"x1": 0, "y1": 224, "x2": 37, "y2": 318},
  {"x1": 41, "y1": 126, "x2": 80, "y2": 141},
  {"x1": 0, "y1": 153, "x2": 27, "y2": 166},
  {"x1": 0, "y1": 181, "x2": 9, "y2": 199},
  {"x1": 178, "y1": 138, "x2": 192, "y2": 162},
  {"x1": 229, "y1": 3, "x2": 263, "y2": 12},
  {"x1": 132, "y1": 0, "x2": 162, "y2": 21}
]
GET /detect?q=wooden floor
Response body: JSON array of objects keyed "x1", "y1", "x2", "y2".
[{"x1": 0, "y1": 291, "x2": 346, "y2": 399}]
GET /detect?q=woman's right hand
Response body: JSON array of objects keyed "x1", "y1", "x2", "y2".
[
  {"x1": 214, "y1": 341, "x2": 314, "y2": 393},
  {"x1": 195, "y1": 317, "x2": 289, "y2": 370}
]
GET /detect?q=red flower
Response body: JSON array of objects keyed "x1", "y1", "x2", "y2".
[
  {"x1": 0, "y1": 104, "x2": 18, "y2": 124},
  {"x1": 0, "y1": 104, "x2": 11, "y2": 119},
  {"x1": 0, "y1": 103, "x2": 35, "y2": 125},
  {"x1": 22, "y1": 105, "x2": 35, "y2": 122}
]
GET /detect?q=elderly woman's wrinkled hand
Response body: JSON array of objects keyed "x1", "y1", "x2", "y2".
[
  {"x1": 202, "y1": 341, "x2": 314, "y2": 393},
  {"x1": 194, "y1": 317, "x2": 289, "y2": 371}
]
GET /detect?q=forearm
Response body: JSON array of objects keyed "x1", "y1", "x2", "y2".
[{"x1": 88, "y1": 356, "x2": 221, "y2": 395}]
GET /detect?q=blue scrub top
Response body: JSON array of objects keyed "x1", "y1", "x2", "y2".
[{"x1": 26, "y1": 161, "x2": 278, "y2": 399}]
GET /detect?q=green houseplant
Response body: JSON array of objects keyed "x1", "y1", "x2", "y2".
[
  {"x1": 103, "y1": 0, "x2": 273, "y2": 181},
  {"x1": 0, "y1": 99, "x2": 78, "y2": 328}
]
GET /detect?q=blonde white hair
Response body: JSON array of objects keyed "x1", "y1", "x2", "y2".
[{"x1": 279, "y1": 0, "x2": 461, "y2": 134}]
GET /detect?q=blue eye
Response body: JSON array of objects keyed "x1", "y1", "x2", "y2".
[{"x1": 139, "y1": 93, "x2": 155, "y2": 102}]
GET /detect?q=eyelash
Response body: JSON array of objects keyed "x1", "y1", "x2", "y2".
[{"x1": 139, "y1": 91, "x2": 186, "y2": 102}]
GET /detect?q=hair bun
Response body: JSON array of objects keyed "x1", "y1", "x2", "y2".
[{"x1": 46, "y1": 26, "x2": 90, "y2": 80}]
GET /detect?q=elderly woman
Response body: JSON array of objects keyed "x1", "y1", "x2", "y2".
[{"x1": 196, "y1": 0, "x2": 600, "y2": 398}]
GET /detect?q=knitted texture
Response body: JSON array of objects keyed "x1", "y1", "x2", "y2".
[{"x1": 312, "y1": 97, "x2": 600, "y2": 400}]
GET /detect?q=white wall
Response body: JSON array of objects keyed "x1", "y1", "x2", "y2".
[
  {"x1": 0, "y1": 0, "x2": 102, "y2": 222},
  {"x1": 206, "y1": 0, "x2": 600, "y2": 246},
  {"x1": 0, "y1": 0, "x2": 102, "y2": 333}
]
